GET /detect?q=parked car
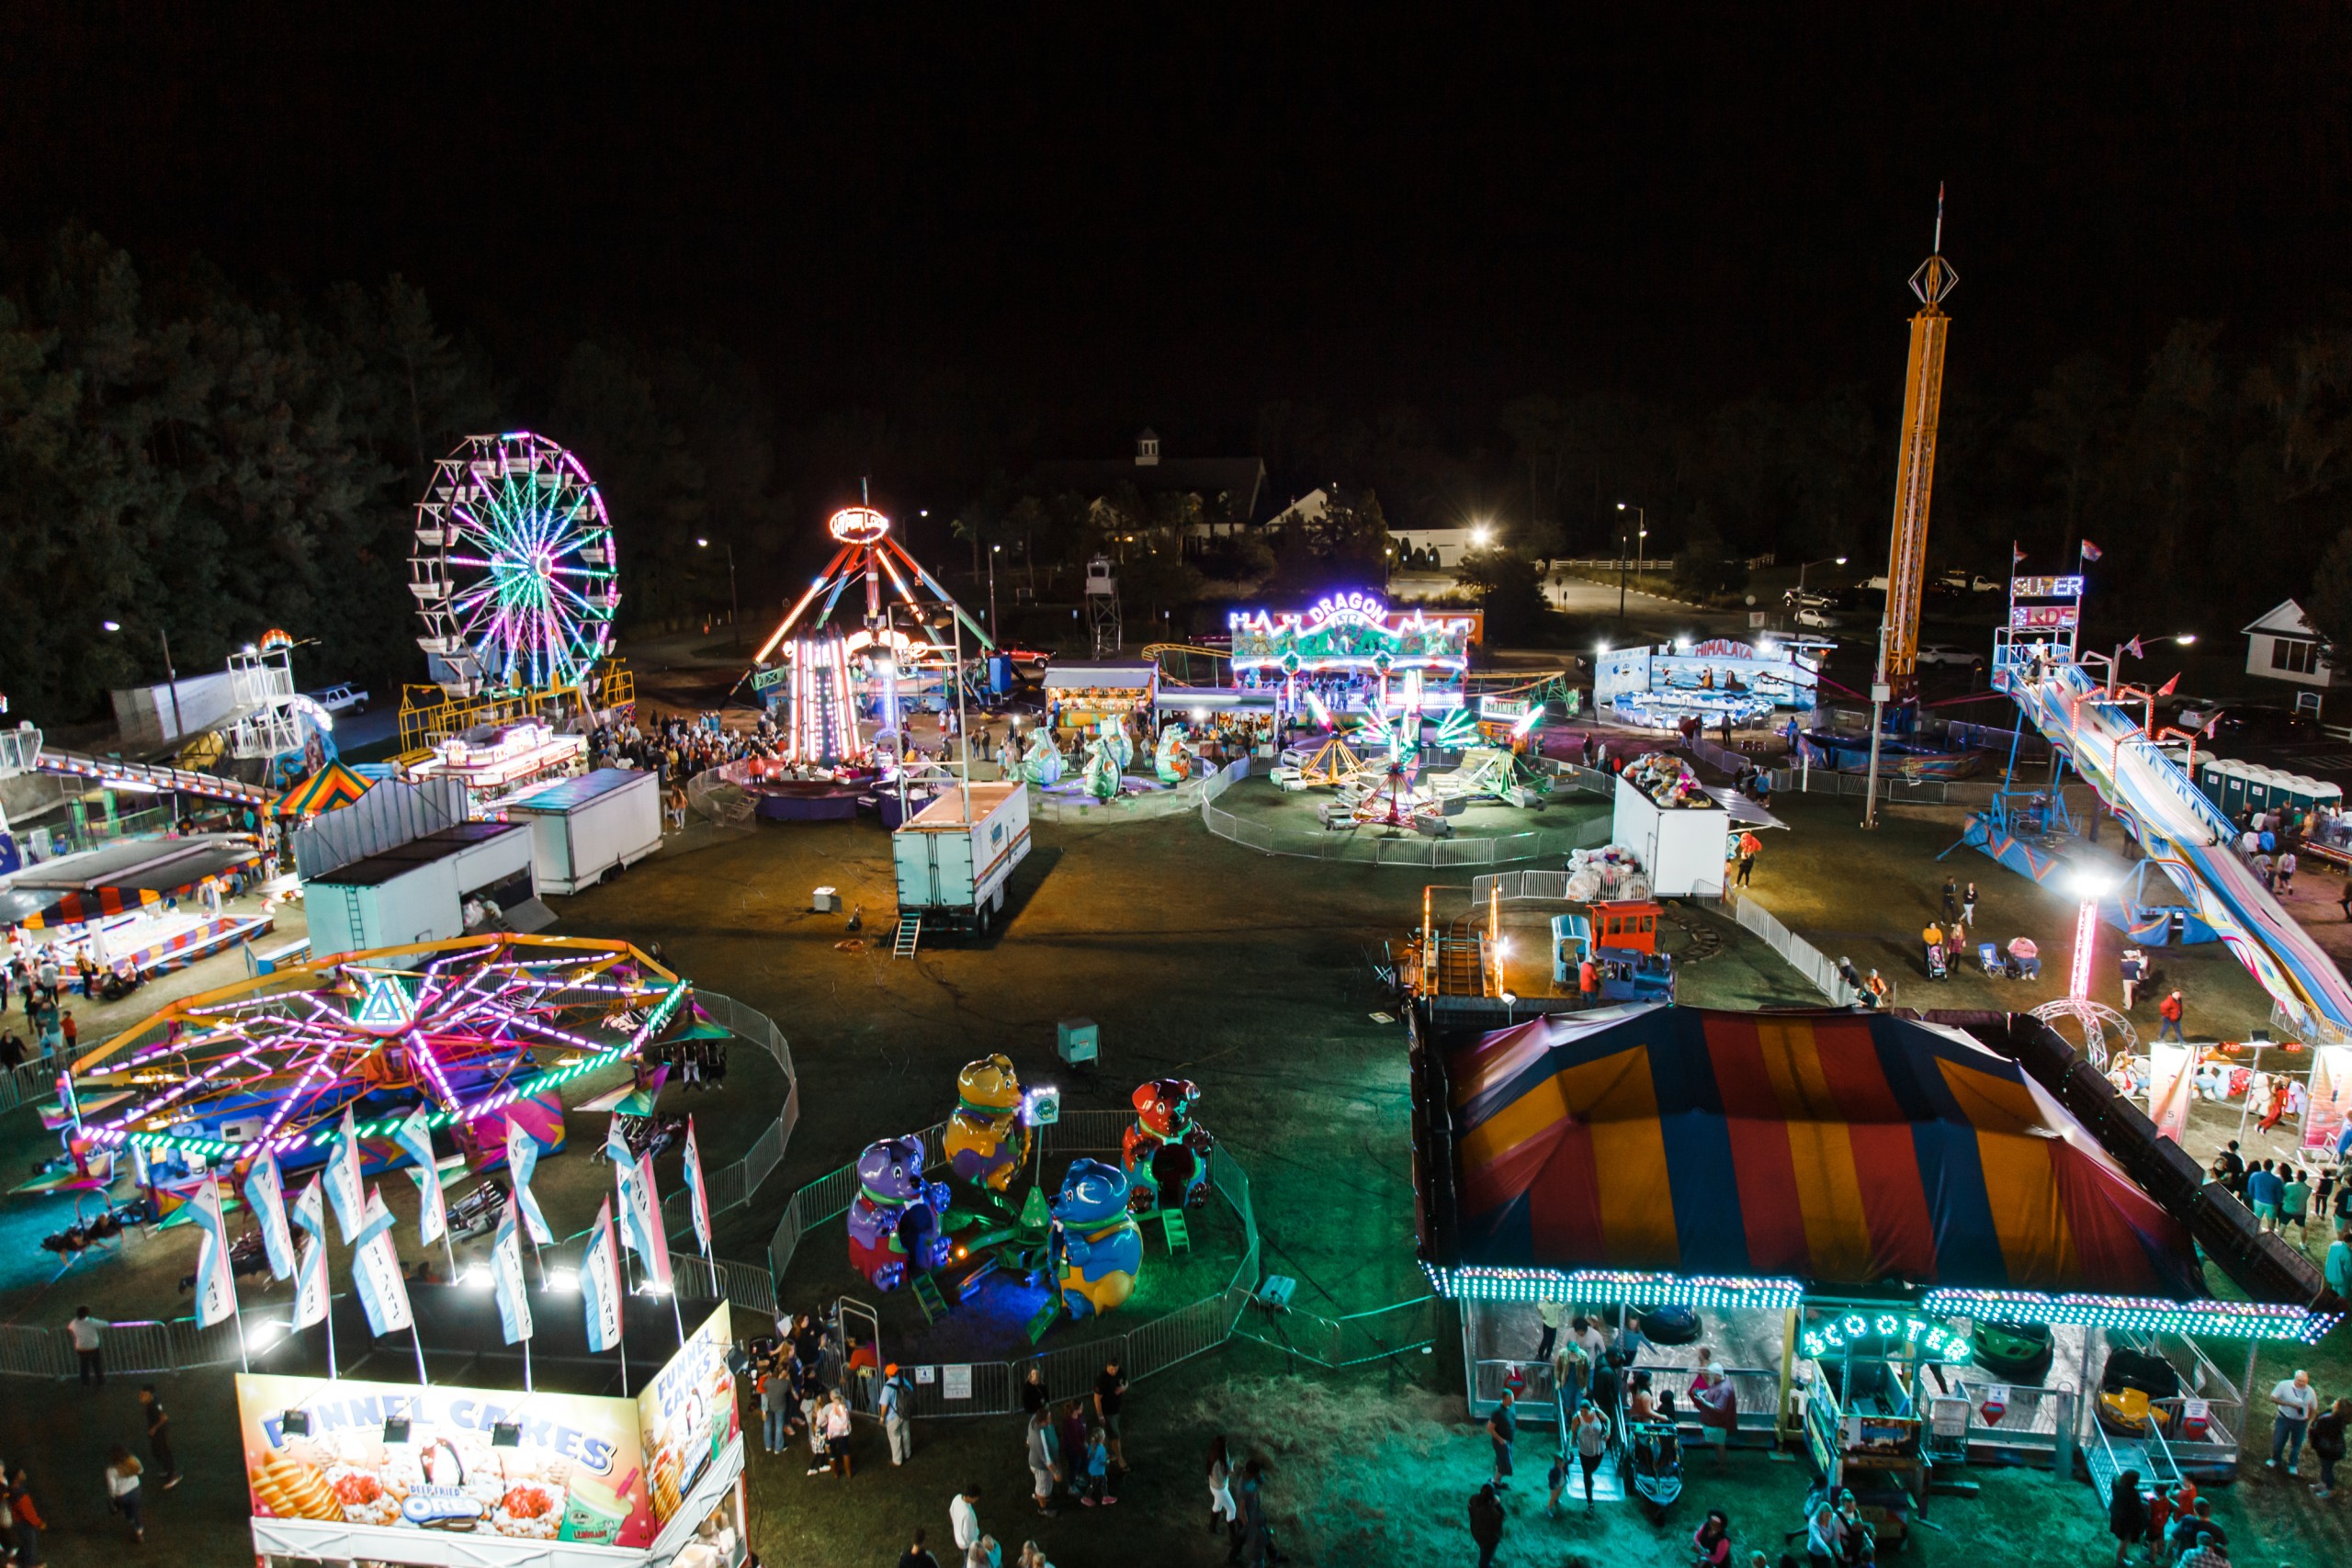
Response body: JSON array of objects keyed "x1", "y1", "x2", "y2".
[
  {"x1": 2186, "y1": 705, "x2": 2319, "y2": 742},
  {"x1": 1970, "y1": 574, "x2": 2005, "y2": 592},
  {"x1": 1856, "y1": 574, "x2": 1891, "y2": 592},
  {"x1": 306, "y1": 682, "x2": 368, "y2": 715},
  {"x1": 1916, "y1": 644, "x2": 1986, "y2": 669},
  {"x1": 1794, "y1": 606, "x2": 1838, "y2": 629},
  {"x1": 1782, "y1": 589, "x2": 1834, "y2": 610}
]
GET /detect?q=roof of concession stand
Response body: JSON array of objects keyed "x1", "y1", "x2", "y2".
[{"x1": 1431, "y1": 1005, "x2": 2202, "y2": 1299}]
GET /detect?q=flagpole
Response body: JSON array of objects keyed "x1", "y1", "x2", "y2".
[
  {"x1": 614, "y1": 1158, "x2": 632, "y2": 1397},
  {"x1": 221, "y1": 1174, "x2": 252, "y2": 1373},
  {"x1": 323, "y1": 1277, "x2": 339, "y2": 1381},
  {"x1": 409, "y1": 1323, "x2": 429, "y2": 1386}
]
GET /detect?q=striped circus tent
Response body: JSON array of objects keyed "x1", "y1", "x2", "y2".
[
  {"x1": 275, "y1": 761, "x2": 372, "y2": 818},
  {"x1": 1438, "y1": 1006, "x2": 2202, "y2": 1299}
]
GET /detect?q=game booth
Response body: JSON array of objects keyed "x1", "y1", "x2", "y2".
[
  {"x1": 1044, "y1": 661, "x2": 1159, "y2": 736},
  {"x1": 3, "y1": 832, "x2": 274, "y2": 983},
  {"x1": 1410, "y1": 1000, "x2": 2341, "y2": 1526}
]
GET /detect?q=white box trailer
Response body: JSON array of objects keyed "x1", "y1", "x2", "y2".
[
  {"x1": 892, "y1": 782, "x2": 1032, "y2": 934},
  {"x1": 304, "y1": 822, "x2": 537, "y2": 956},
  {"x1": 1611, "y1": 773, "x2": 1730, "y2": 897},
  {"x1": 506, "y1": 768, "x2": 663, "y2": 895}
]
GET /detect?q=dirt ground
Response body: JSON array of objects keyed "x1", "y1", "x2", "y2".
[{"x1": 6, "y1": 767, "x2": 2352, "y2": 1565}]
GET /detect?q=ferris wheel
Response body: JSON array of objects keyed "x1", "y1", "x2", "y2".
[{"x1": 412, "y1": 432, "x2": 619, "y2": 695}]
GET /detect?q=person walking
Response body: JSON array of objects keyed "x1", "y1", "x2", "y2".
[
  {"x1": 2271, "y1": 1369, "x2": 2320, "y2": 1474},
  {"x1": 138, "y1": 1386, "x2": 179, "y2": 1488},
  {"x1": 758, "y1": 1357, "x2": 790, "y2": 1453},
  {"x1": 2157, "y1": 990, "x2": 2186, "y2": 1042},
  {"x1": 1092, "y1": 1358, "x2": 1128, "y2": 1472},
  {"x1": 1939, "y1": 878, "x2": 1959, "y2": 923},
  {"x1": 1207, "y1": 1435, "x2": 1238, "y2": 1538},
  {"x1": 822, "y1": 1389, "x2": 854, "y2": 1478},
  {"x1": 950, "y1": 1484, "x2": 984, "y2": 1562},
  {"x1": 1020, "y1": 1365, "x2": 1049, "y2": 1418},
  {"x1": 1486, "y1": 1386, "x2": 1516, "y2": 1490},
  {"x1": 899, "y1": 1527, "x2": 943, "y2": 1568},
  {"x1": 1551, "y1": 1325, "x2": 1591, "y2": 1415},
  {"x1": 1534, "y1": 1297, "x2": 1565, "y2": 1361},
  {"x1": 881, "y1": 1364, "x2": 915, "y2": 1466},
  {"x1": 1466, "y1": 1481, "x2": 1505, "y2": 1568},
  {"x1": 1736, "y1": 831, "x2": 1760, "y2": 886},
  {"x1": 2280, "y1": 847, "x2": 2300, "y2": 893},
  {"x1": 104, "y1": 1445, "x2": 144, "y2": 1544},
  {"x1": 68, "y1": 1307, "x2": 104, "y2": 1387},
  {"x1": 2283, "y1": 1168, "x2": 2314, "y2": 1246},
  {"x1": 1544, "y1": 1446, "x2": 1569, "y2": 1519},
  {"x1": 2326, "y1": 1230, "x2": 2352, "y2": 1301},
  {"x1": 1080, "y1": 1424, "x2": 1114, "y2": 1507},
  {"x1": 1571, "y1": 1401, "x2": 1608, "y2": 1508},
  {"x1": 2106, "y1": 1468, "x2": 2146, "y2": 1568},
  {"x1": 8, "y1": 1464, "x2": 46, "y2": 1567},
  {"x1": 2248, "y1": 1160, "x2": 2285, "y2": 1232},
  {"x1": 2311, "y1": 1397, "x2": 2348, "y2": 1499},
  {"x1": 2119, "y1": 949, "x2": 2145, "y2": 1010},
  {"x1": 1577, "y1": 954, "x2": 1599, "y2": 1008},
  {"x1": 1962, "y1": 882, "x2": 1979, "y2": 928},
  {"x1": 1024, "y1": 1408, "x2": 1061, "y2": 1517}
]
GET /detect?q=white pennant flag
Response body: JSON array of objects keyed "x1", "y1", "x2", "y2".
[
  {"x1": 324, "y1": 1108, "x2": 367, "y2": 1244},
  {"x1": 291, "y1": 1173, "x2": 326, "y2": 1241},
  {"x1": 581, "y1": 1197, "x2": 625, "y2": 1354},
  {"x1": 349, "y1": 1187, "x2": 413, "y2": 1337},
  {"x1": 618, "y1": 1150, "x2": 673, "y2": 1293},
  {"x1": 492, "y1": 1193, "x2": 533, "y2": 1346},
  {"x1": 292, "y1": 1235, "x2": 330, "y2": 1331},
  {"x1": 243, "y1": 1152, "x2": 296, "y2": 1281},
  {"x1": 392, "y1": 1108, "x2": 447, "y2": 1247},
  {"x1": 189, "y1": 1176, "x2": 241, "y2": 1329},
  {"x1": 506, "y1": 1118, "x2": 554, "y2": 1247}
]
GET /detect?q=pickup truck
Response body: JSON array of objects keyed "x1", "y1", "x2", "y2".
[{"x1": 305, "y1": 682, "x2": 369, "y2": 715}]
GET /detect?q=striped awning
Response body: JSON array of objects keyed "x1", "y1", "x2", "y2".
[
  {"x1": 1442, "y1": 1006, "x2": 2203, "y2": 1299},
  {"x1": 275, "y1": 761, "x2": 372, "y2": 818}
]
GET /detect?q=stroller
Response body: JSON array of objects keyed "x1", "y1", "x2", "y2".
[
  {"x1": 1626, "y1": 1417, "x2": 1683, "y2": 1522},
  {"x1": 1924, "y1": 941, "x2": 1949, "y2": 980}
]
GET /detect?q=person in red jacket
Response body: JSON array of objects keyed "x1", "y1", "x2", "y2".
[{"x1": 2158, "y1": 990, "x2": 2186, "y2": 1043}]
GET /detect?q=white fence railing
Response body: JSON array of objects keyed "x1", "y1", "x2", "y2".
[
  {"x1": 1198, "y1": 756, "x2": 1609, "y2": 866},
  {"x1": 1713, "y1": 887, "x2": 1854, "y2": 1004}
]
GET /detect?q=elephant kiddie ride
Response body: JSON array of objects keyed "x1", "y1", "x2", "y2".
[{"x1": 842, "y1": 1058, "x2": 1209, "y2": 1346}]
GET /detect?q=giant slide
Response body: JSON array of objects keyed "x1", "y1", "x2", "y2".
[{"x1": 1999, "y1": 655, "x2": 2352, "y2": 1043}]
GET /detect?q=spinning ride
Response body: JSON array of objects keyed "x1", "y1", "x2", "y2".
[
  {"x1": 412, "y1": 433, "x2": 620, "y2": 698},
  {"x1": 67, "y1": 936, "x2": 690, "y2": 1187},
  {"x1": 750, "y1": 505, "x2": 992, "y2": 761}
]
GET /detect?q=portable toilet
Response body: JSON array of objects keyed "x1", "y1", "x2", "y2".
[{"x1": 2195, "y1": 756, "x2": 2233, "y2": 812}]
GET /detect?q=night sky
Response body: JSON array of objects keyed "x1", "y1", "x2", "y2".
[{"x1": 7, "y1": 5, "x2": 2348, "y2": 444}]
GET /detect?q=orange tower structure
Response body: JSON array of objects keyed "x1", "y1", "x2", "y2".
[{"x1": 1862, "y1": 189, "x2": 1958, "y2": 826}]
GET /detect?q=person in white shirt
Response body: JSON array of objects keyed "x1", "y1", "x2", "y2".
[
  {"x1": 2272, "y1": 1369, "x2": 2320, "y2": 1473},
  {"x1": 950, "y1": 1485, "x2": 982, "y2": 1556},
  {"x1": 69, "y1": 1306, "x2": 106, "y2": 1386}
]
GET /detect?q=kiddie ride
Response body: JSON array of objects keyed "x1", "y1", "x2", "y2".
[
  {"x1": 1550, "y1": 900, "x2": 1676, "y2": 1003},
  {"x1": 844, "y1": 1057, "x2": 1216, "y2": 1343}
]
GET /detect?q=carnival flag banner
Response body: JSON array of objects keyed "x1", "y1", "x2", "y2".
[
  {"x1": 325, "y1": 1107, "x2": 367, "y2": 1243},
  {"x1": 506, "y1": 1116, "x2": 555, "y2": 1247},
  {"x1": 582, "y1": 1197, "x2": 625, "y2": 1353},
  {"x1": 492, "y1": 1192, "x2": 534, "y2": 1346},
  {"x1": 243, "y1": 1151, "x2": 297, "y2": 1280},
  {"x1": 683, "y1": 1115, "x2": 712, "y2": 1258},
  {"x1": 350, "y1": 1187, "x2": 414, "y2": 1337},
  {"x1": 190, "y1": 1176, "x2": 241, "y2": 1329},
  {"x1": 604, "y1": 1115, "x2": 633, "y2": 1167},
  {"x1": 619, "y1": 1151, "x2": 674, "y2": 1293},
  {"x1": 291, "y1": 1173, "x2": 325, "y2": 1240},
  {"x1": 392, "y1": 1107, "x2": 447, "y2": 1247},
  {"x1": 2148, "y1": 1043, "x2": 2195, "y2": 1147},
  {"x1": 292, "y1": 1235, "x2": 330, "y2": 1331}
]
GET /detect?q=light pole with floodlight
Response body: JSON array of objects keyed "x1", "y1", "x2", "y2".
[
  {"x1": 2067, "y1": 867, "x2": 2114, "y2": 1002},
  {"x1": 1615, "y1": 502, "x2": 1646, "y2": 620},
  {"x1": 696, "y1": 537, "x2": 740, "y2": 649},
  {"x1": 989, "y1": 544, "x2": 1001, "y2": 635}
]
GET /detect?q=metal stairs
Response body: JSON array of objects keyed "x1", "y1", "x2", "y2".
[
  {"x1": 893, "y1": 916, "x2": 922, "y2": 959},
  {"x1": 2086, "y1": 1426, "x2": 2182, "y2": 1509}
]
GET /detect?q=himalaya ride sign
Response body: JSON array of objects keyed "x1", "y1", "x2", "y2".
[{"x1": 1227, "y1": 595, "x2": 1476, "y2": 674}]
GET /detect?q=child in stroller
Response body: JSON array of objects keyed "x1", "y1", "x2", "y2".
[
  {"x1": 1921, "y1": 921, "x2": 1949, "y2": 980},
  {"x1": 1627, "y1": 1391, "x2": 1683, "y2": 1522}
]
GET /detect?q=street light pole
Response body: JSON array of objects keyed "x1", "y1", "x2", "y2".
[
  {"x1": 989, "y1": 544, "x2": 1000, "y2": 635},
  {"x1": 1615, "y1": 502, "x2": 1646, "y2": 620},
  {"x1": 698, "y1": 537, "x2": 741, "y2": 649},
  {"x1": 157, "y1": 625, "x2": 185, "y2": 742}
]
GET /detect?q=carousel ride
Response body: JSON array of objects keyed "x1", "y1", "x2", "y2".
[
  {"x1": 401, "y1": 432, "x2": 631, "y2": 761},
  {"x1": 53, "y1": 935, "x2": 692, "y2": 1214}
]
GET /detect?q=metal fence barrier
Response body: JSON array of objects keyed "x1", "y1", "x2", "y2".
[
  {"x1": 0, "y1": 1058, "x2": 57, "y2": 1115},
  {"x1": 658, "y1": 990, "x2": 800, "y2": 1240}
]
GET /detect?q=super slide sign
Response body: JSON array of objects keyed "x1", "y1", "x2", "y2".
[{"x1": 2009, "y1": 604, "x2": 2080, "y2": 631}]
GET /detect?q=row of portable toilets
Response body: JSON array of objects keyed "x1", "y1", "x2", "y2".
[{"x1": 2195, "y1": 754, "x2": 2344, "y2": 818}]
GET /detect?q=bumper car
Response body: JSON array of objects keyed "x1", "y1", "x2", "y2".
[
  {"x1": 1971, "y1": 1321, "x2": 2055, "y2": 1384},
  {"x1": 1636, "y1": 1305, "x2": 1703, "y2": 1345},
  {"x1": 2095, "y1": 1347, "x2": 2182, "y2": 1436}
]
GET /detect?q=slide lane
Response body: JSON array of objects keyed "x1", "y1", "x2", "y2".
[{"x1": 2001, "y1": 661, "x2": 2352, "y2": 1043}]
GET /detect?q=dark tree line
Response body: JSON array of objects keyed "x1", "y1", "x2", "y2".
[{"x1": 0, "y1": 227, "x2": 797, "y2": 723}]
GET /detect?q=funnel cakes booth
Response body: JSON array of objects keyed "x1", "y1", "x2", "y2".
[{"x1": 1411, "y1": 1001, "x2": 2340, "y2": 1519}]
